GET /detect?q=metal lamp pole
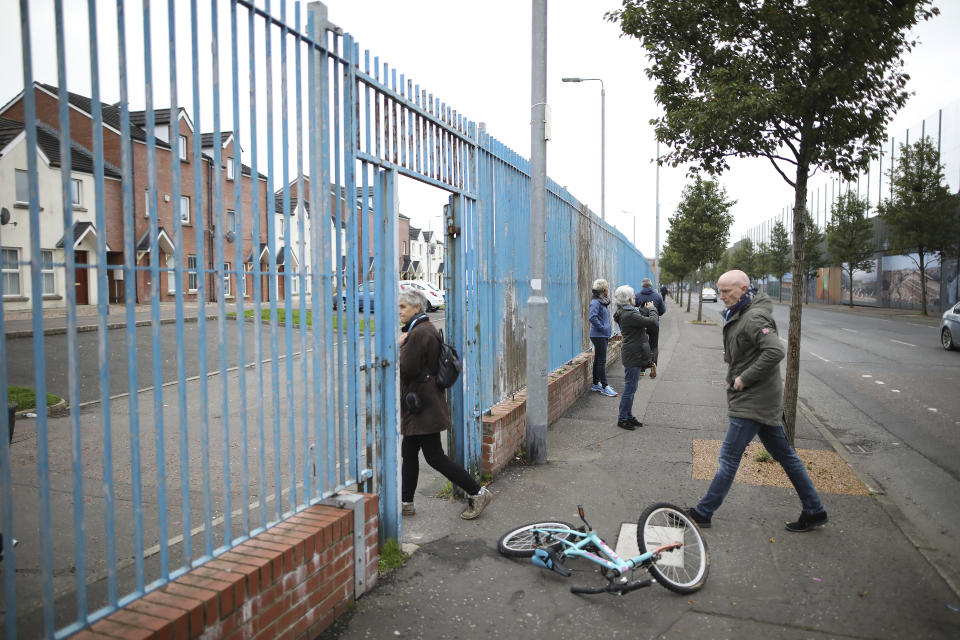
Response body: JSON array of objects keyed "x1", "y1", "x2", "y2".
[{"x1": 562, "y1": 77, "x2": 604, "y2": 222}]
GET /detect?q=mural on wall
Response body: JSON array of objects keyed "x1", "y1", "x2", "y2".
[{"x1": 880, "y1": 253, "x2": 941, "y2": 310}]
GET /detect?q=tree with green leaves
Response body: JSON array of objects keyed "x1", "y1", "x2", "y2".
[
  {"x1": 669, "y1": 177, "x2": 735, "y2": 321},
  {"x1": 800, "y1": 210, "x2": 826, "y2": 305},
  {"x1": 607, "y1": 0, "x2": 937, "y2": 444},
  {"x1": 729, "y1": 238, "x2": 755, "y2": 285},
  {"x1": 769, "y1": 220, "x2": 792, "y2": 302},
  {"x1": 877, "y1": 136, "x2": 956, "y2": 315},
  {"x1": 755, "y1": 241, "x2": 772, "y2": 292},
  {"x1": 659, "y1": 241, "x2": 691, "y2": 306},
  {"x1": 826, "y1": 192, "x2": 874, "y2": 308}
]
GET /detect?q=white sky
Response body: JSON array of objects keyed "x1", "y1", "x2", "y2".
[{"x1": 3, "y1": 0, "x2": 959, "y2": 259}]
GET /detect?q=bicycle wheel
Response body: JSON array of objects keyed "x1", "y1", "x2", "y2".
[
  {"x1": 497, "y1": 521, "x2": 577, "y2": 558},
  {"x1": 637, "y1": 502, "x2": 710, "y2": 594}
]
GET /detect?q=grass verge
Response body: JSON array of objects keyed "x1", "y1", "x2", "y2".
[
  {"x1": 378, "y1": 538, "x2": 407, "y2": 575},
  {"x1": 228, "y1": 308, "x2": 373, "y2": 333},
  {"x1": 8, "y1": 386, "x2": 63, "y2": 411}
]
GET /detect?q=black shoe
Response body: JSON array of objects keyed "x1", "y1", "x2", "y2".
[
  {"x1": 684, "y1": 507, "x2": 711, "y2": 528},
  {"x1": 617, "y1": 419, "x2": 637, "y2": 431},
  {"x1": 628, "y1": 417, "x2": 643, "y2": 427},
  {"x1": 785, "y1": 510, "x2": 828, "y2": 532}
]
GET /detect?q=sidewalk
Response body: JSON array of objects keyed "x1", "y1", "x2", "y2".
[
  {"x1": 322, "y1": 306, "x2": 960, "y2": 639},
  {"x1": 2, "y1": 301, "x2": 237, "y2": 338}
]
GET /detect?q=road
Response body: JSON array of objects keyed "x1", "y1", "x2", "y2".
[{"x1": 698, "y1": 296, "x2": 960, "y2": 592}]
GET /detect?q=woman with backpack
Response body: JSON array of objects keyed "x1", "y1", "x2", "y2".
[{"x1": 398, "y1": 288, "x2": 493, "y2": 519}]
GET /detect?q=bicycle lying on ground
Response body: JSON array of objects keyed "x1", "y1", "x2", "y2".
[{"x1": 498, "y1": 502, "x2": 710, "y2": 595}]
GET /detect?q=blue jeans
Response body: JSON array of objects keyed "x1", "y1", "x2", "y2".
[
  {"x1": 696, "y1": 417, "x2": 824, "y2": 518},
  {"x1": 617, "y1": 366, "x2": 641, "y2": 421}
]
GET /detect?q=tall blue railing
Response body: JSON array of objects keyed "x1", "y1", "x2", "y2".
[{"x1": 0, "y1": 1, "x2": 650, "y2": 638}]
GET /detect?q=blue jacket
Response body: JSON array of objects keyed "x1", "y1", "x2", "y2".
[
  {"x1": 635, "y1": 286, "x2": 666, "y2": 316},
  {"x1": 589, "y1": 296, "x2": 612, "y2": 339}
]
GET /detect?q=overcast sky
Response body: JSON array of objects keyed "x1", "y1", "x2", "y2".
[{"x1": 4, "y1": 0, "x2": 959, "y2": 260}]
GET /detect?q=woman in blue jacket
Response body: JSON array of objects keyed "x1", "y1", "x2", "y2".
[{"x1": 589, "y1": 279, "x2": 617, "y2": 397}]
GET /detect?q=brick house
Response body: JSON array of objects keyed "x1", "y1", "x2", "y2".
[{"x1": 0, "y1": 82, "x2": 268, "y2": 306}]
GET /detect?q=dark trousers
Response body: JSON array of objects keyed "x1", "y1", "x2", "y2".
[
  {"x1": 646, "y1": 325, "x2": 659, "y2": 364},
  {"x1": 402, "y1": 432, "x2": 480, "y2": 502},
  {"x1": 590, "y1": 337, "x2": 609, "y2": 386}
]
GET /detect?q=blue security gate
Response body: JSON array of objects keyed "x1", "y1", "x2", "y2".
[{"x1": 0, "y1": 1, "x2": 651, "y2": 638}]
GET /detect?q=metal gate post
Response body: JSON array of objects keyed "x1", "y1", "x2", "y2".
[
  {"x1": 376, "y1": 167, "x2": 401, "y2": 542},
  {"x1": 446, "y1": 196, "x2": 468, "y2": 475}
]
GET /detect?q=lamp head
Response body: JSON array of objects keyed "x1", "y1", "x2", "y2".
[{"x1": 561, "y1": 77, "x2": 582, "y2": 82}]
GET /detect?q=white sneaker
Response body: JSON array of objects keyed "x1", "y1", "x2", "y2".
[
  {"x1": 600, "y1": 385, "x2": 618, "y2": 397},
  {"x1": 461, "y1": 487, "x2": 493, "y2": 520}
]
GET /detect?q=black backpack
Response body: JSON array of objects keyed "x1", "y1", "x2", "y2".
[{"x1": 435, "y1": 329, "x2": 462, "y2": 389}]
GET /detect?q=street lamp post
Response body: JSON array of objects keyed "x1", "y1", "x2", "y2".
[{"x1": 562, "y1": 77, "x2": 604, "y2": 222}]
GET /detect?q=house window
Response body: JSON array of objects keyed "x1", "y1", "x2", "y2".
[
  {"x1": 167, "y1": 256, "x2": 176, "y2": 294},
  {"x1": 278, "y1": 217, "x2": 285, "y2": 242},
  {"x1": 243, "y1": 263, "x2": 252, "y2": 297},
  {"x1": 2, "y1": 248, "x2": 21, "y2": 297},
  {"x1": 41, "y1": 250, "x2": 56, "y2": 295},
  {"x1": 222, "y1": 262, "x2": 231, "y2": 297},
  {"x1": 401, "y1": 241, "x2": 406, "y2": 253},
  {"x1": 179, "y1": 195, "x2": 190, "y2": 224},
  {"x1": 187, "y1": 255, "x2": 198, "y2": 291},
  {"x1": 227, "y1": 157, "x2": 235, "y2": 180},
  {"x1": 179, "y1": 135, "x2": 188, "y2": 161},
  {"x1": 226, "y1": 209, "x2": 236, "y2": 234},
  {"x1": 291, "y1": 269, "x2": 299, "y2": 295},
  {"x1": 15, "y1": 169, "x2": 29, "y2": 202},
  {"x1": 71, "y1": 178, "x2": 82, "y2": 206}
]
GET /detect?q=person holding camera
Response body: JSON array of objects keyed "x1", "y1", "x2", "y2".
[{"x1": 398, "y1": 289, "x2": 492, "y2": 520}]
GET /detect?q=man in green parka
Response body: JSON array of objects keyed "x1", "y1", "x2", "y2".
[{"x1": 686, "y1": 270, "x2": 828, "y2": 533}]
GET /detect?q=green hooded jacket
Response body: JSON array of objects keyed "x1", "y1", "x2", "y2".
[{"x1": 722, "y1": 291, "x2": 784, "y2": 425}]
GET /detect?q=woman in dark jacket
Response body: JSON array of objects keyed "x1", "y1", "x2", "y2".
[
  {"x1": 398, "y1": 289, "x2": 492, "y2": 520},
  {"x1": 612, "y1": 285, "x2": 659, "y2": 430},
  {"x1": 588, "y1": 278, "x2": 617, "y2": 397}
]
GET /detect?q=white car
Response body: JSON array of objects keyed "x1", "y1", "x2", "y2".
[
  {"x1": 400, "y1": 280, "x2": 445, "y2": 311},
  {"x1": 701, "y1": 287, "x2": 718, "y2": 303},
  {"x1": 941, "y1": 302, "x2": 960, "y2": 350}
]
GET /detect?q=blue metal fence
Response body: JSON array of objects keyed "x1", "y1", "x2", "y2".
[{"x1": 0, "y1": 1, "x2": 650, "y2": 637}]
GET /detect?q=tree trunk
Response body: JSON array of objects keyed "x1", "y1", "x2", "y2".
[
  {"x1": 686, "y1": 282, "x2": 692, "y2": 312},
  {"x1": 782, "y1": 160, "x2": 810, "y2": 447},
  {"x1": 697, "y1": 284, "x2": 703, "y2": 322},
  {"x1": 848, "y1": 266, "x2": 854, "y2": 307},
  {"x1": 919, "y1": 250, "x2": 927, "y2": 315}
]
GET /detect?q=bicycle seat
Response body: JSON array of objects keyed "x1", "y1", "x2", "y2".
[{"x1": 532, "y1": 548, "x2": 572, "y2": 577}]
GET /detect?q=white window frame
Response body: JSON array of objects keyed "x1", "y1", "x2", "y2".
[
  {"x1": 167, "y1": 256, "x2": 176, "y2": 294},
  {"x1": 15, "y1": 169, "x2": 29, "y2": 203},
  {"x1": 187, "y1": 255, "x2": 198, "y2": 292},
  {"x1": 226, "y1": 157, "x2": 235, "y2": 180},
  {"x1": 226, "y1": 209, "x2": 236, "y2": 234},
  {"x1": 71, "y1": 178, "x2": 82, "y2": 206},
  {"x1": 223, "y1": 262, "x2": 231, "y2": 297},
  {"x1": 179, "y1": 195, "x2": 191, "y2": 224},
  {"x1": 2, "y1": 247, "x2": 21, "y2": 297},
  {"x1": 41, "y1": 249, "x2": 56, "y2": 296},
  {"x1": 243, "y1": 262, "x2": 252, "y2": 297},
  {"x1": 291, "y1": 268, "x2": 299, "y2": 295},
  {"x1": 179, "y1": 135, "x2": 188, "y2": 161}
]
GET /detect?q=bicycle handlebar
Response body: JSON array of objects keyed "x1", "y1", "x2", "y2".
[{"x1": 570, "y1": 578, "x2": 652, "y2": 595}]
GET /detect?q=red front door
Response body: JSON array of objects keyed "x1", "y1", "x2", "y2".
[{"x1": 74, "y1": 250, "x2": 89, "y2": 305}]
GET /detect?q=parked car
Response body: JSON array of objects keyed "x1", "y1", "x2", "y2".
[
  {"x1": 332, "y1": 282, "x2": 395, "y2": 312},
  {"x1": 941, "y1": 302, "x2": 960, "y2": 350},
  {"x1": 700, "y1": 287, "x2": 718, "y2": 303},
  {"x1": 399, "y1": 280, "x2": 445, "y2": 311}
]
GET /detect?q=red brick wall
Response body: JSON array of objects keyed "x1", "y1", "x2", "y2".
[
  {"x1": 71, "y1": 494, "x2": 379, "y2": 640},
  {"x1": 481, "y1": 339, "x2": 622, "y2": 475}
]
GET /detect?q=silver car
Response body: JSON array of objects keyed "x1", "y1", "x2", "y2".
[{"x1": 941, "y1": 302, "x2": 960, "y2": 350}]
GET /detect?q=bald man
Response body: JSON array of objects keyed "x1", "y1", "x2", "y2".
[{"x1": 686, "y1": 270, "x2": 828, "y2": 533}]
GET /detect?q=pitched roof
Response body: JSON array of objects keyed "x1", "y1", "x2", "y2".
[
  {"x1": 129, "y1": 109, "x2": 173, "y2": 127},
  {"x1": 200, "y1": 131, "x2": 232, "y2": 147},
  {"x1": 0, "y1": 117, "x2": 121, "y2": 179},
  {"x1": 422, "y1": 231, "x2": 434, "y2": 242},
  {"x1": 408, "y1": 226, "x2": 421, "y2": 239},
  {"x1": 37, "y1": 82, "x2": 153, "y2": 143}
]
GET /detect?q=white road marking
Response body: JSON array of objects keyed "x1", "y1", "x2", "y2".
[
  {"x1": 928, "y1": 408, "x2": 939, "y2": 413},
  {"x1": 842, "y1": 328, "x2": 858, "y2": 333},
  {"x1": 809, "y1": 352, "x2": 830, "y2": 362},
  {"x1": 861, "y1": 374, "x2": 873, "y2": 378},
  {"x1": 617, "y1": 523, "x2": 641, "y2": 559},
  {"x1": 875, "y1": 380, "x2": 885, "y2": 385},
  {"x1": 890, "y1": 339, "x2": 917, "y2": 347},
  {"x1": 891, "y1": 389, "x2": 901, "y2": 393}
]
